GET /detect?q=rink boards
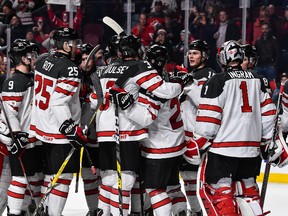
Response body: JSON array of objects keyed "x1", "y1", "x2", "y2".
[{"x1": 258, "y1": 162, "x2": 288, "y2": 183}]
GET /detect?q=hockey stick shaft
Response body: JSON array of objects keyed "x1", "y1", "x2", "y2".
[
  {"x1": 75, "y1": 147, "x2": 84, "y2": 193},
  {"x1": 261, "y1": 83, "x2": 285, "y2": 206},
  {"x1": 0, "y1": 99, "x2": 37, "y2": 206}
]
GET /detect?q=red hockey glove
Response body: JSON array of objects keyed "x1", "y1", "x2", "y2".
[
  {"x1": 10, "y1": 132, "x2": 30, "y2": 158},
  {"x1": 59, "y1": 119, "x2": 88, "y2": 150},
  {"x1": 183, "y1": 139, "x2": 201, "y2": 165},
  {"x1": 109, "y1": 87, "x2": 135, "y2": 110}
]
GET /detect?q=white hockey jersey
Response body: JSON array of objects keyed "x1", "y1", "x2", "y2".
[
  {"x1": 30, "y1": 52, "x2": 81, "y2": 144},
  {"x1": 194, "y1": 67, "x2": 276, "y2": 158},
  {"x1": 96, "y1": 59, "x2": 182, "y2": 142},
  {"x1": 181, "y1": 66, "x2": 215, "y2": 140}
]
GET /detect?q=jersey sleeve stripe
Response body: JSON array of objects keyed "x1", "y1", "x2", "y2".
[
  {"x1": 212, "y1": 141, "x2": 260, "y2": 148},
  {"x1": 56, "y1": 80, "x2": 79, "y2": 87},
  {"x1": 138, "y1": 97, "x2": 161, "y2": 110},
  {"x1": 198, "y1": 104, "x2": 223, "y2": 113},
  {"x1": 147, "y1": 80, "x2": 164, "y2": 93},
  {"x1": 141, "y1": 141, "x2": 185, "y2": 154},
  {"x1": 2, "y1": 96, "x2": 23, "y2": 102},
  {"x1": 55, "y1": 87, "x2": 76, "y2": 96},
  {"x1": 261, "y1": 98, "x2": 273, "y2": 107},
  {"x1": 196, "y1": 116, "x2": 221, "y2": 125},
  {"x1": 136, "y1": 72, "x2": 158, "y2": 86},
  {"x1": 262, "y1": 110, "x2": 277, "y2": 116}
]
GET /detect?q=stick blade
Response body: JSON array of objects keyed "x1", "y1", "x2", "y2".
[{"x1": 103, "y1": 16, "x2": 125, "y2": 36}]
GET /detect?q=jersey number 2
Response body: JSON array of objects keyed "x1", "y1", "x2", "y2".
[
  {"x1": 240, "y1": 81, "x2": 252, "y2": 113},
  {"x1": 34, "y1": 74, "x2": 53, "y2": 110}
]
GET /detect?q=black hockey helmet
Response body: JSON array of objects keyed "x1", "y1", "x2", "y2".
[
  {"x1": 108, "y1": 35, "x2": 121, "y2": 57},
  {"x1": 53, "y1": 27, "x2": 79, "y2": 41},
  {"x1": 242, "y1": 44, "x2": 259, "y2": 66},
  {"x1": 119, "y1": 34, "x2": 142, "y2": 59},
  {"x1": 9, "y1": 39, "x2": 33, "y2": 65},
  {"x1": 146, "y1": 44, "x2": 168, "y2": 70},
  {"x1": 188, "y1": 39, "x2": 210, "y2": 61},
  {"x1": 81, "y1": 43, "x2": 94, "y2": 55}
]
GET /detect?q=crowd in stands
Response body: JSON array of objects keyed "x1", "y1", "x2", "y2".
[{"x1": 0, "y1": 0, "x2": 287, "y2": 82}]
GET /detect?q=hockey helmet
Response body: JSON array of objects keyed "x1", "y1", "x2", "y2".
[
  {"x1": 9, "y1": 39, "x2": 33, "y2": 65},
  {"x1": 53, "y1": 27, "x2": 79, "y2": 41},
  {"x1": 119, "y1": 35, "x2": 142, "y2": 59},
  {"x1": 242, "y1": 44, "x2": 259, "y2": 66},
  {"x1": 217, "y1": 40, "x2": 244, "y2": 66},
  {"x1": 108, "y1": 35, "x2": 121, "y2": 57},
  {"x1": 81, "y1": 43, "x2": 94, "y2": 55},
  {"x1": 146, "y1": 44, "x2": 168, "y2": 70},
  {"x1": 188, "y1": 39, "x2": 210, "y2": 61}
]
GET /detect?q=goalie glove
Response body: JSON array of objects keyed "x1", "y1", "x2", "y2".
[
  {"x1": 59, "y1": 119, "x2": 88, "y2": 150},
  {"x1": 269, "y1": 131, "x2": 288, "y2": 168},
  {"x1": 9, "y1": 132, "x2": 30, "y2": 158},
  {"x1": 109, "y1": 87, "x2": 135, "y2": 110},
  {"x1": 183, "y1": 139, "x2": 201, "y2": 165}
]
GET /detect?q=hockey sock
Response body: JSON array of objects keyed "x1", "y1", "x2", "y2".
[
  {"x1": 46, "y1": 173, "x2": 72, "y2": 216},
  {"x1": 130, "y1": 175, "x2": 145, "y2": 213},
  {"x1": 146, "y1": 189, "x2": 172, "y2": 216},
  {"x1": 82, "y1": 167, "x2": 100, "y2": 211},
  {"x1": 180, "y1": 171, "x2": 201, "y2": 212},
  {"x1": 167, "y1": 185, "x2": 187, "y2": 215}
]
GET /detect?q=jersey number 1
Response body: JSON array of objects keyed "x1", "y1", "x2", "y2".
[{"x1": 240, "y1": 81, "x2": 252, "y2": 113}]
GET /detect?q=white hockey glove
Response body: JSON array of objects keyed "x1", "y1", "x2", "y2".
[
  {"x1": 109, "y1": 87, "x2": 135, "y2": 110},
  {"x1": 0, "y1": 122, "x2": 12, "y2": 146},
  {"x1": 183, "y1": 139, "x2": 201, "y2": 165}
]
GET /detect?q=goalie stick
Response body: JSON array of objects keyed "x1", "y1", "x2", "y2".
[
  {"x1": 103, "y1": 16, "x2": 126, "y2": 36},
  {"x1": 261, "y1": 82, "x2": 285, "y2": 207}
]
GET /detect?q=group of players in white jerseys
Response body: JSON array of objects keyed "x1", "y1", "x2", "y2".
[{"x1": 0, "y1": 25, "x2": 288, "y2": 216}]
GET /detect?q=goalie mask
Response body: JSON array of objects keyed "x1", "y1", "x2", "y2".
[
  {"x1": 217, "y1": 40, "x2": 244, "y2": 67},
  {"x1": 119, "y1": 35, "x2": 143, "y2": 59},
  {"x1": 146, "y1": 44, "x2": 168, "y2": 72}
]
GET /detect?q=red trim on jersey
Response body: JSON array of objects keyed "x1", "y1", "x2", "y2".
[
  {"x1": 185, "y1": 131, "x2": 193, "y2": 138},
  {"x1": 84, "y1": 188, "x2": 99, "y2": 196},
  {"x1": 261, "y1": 98, "x2": 273, "y2": 107},
  {"x1": 101, "y1": 194, "x2": 130, "y2": 209},
  {"x1": 198, "y1": 104, "x2": 223, "y2": 113},
  {"x1": 147, "y1": 80, "x2": 164, "y2": 93},
  {"x1": 2, "y1": 96, "x2": 23, "y2": 102},
  {"x1": 101, "y1": 185, "x2": 130, "y2": 197},
  {"x1": 283, "y1": 93, "x2": 288, "y2": 100},
  {"x1": 141, "y1": 142, "x2": 186, "y2": 154},
  {"x1": 11, "y1": 106, "x2": 19, "y2": 112},
  {"x1": 55, "y1": 86, "x2": 76, "y2": 96},
  {"x1": 11, "y1": 180, "x2": 27, "y2": 188},
  {"x1": 0, "y1": 143, "x2": 9, "y2": 156},
  {"x1": 283, "y1": 100, "x2": 288, "y2": 108},
  {"x1": 149, "y1": 189, "x2": 166, "y2": 197},
  {"x1": 212, "y1": 141, "x2": 260, "y2": 148},
  {"x1": 57, "y1": 80, "x2": 79, "y2": 87},
  {"x1": 152, "y1": 197, "x2": 171, "y2": 209},
  {"x1": 138, "y1": 97, "x2": 160, "y2": 110},
  {"x1": 56, "y1": 178, "x2": 71, "y2": 185},
  {"x1": 90, "y1": 93, "x2": 98, "y2": 99},
  {"x1": 51, "y1": 188, "x2": 68, "y2": 198},
  {"x1": 196, "y1": 116, "x2": 221, "y2": 125},
  {"x1": 148, "y1": 109, "x2": 157, "y2": 120},
  {"x1": 99, "y1": 194, "x2": 110, "y2": 205},
  {"x1": 136, "y1": 72, "x2": 158, "y2": 86},
  {"x1": 171, "y1": 197, "x2": 187, "y2": 204},
  {"x1": 97, "y1": 129, "x2": 148, "y2": 137},
  {"x1": 30, "y1": 125, "x2": 66, "y2": 139},
  {"x1": 7, "y1": 190, "x2": 25, "y2": 199},
  {"x1": 262, "y1": 110, "x2": 276, "y2": 116},
  {"x1": 198, "y1": 81, "x2": 205, "y2": 86}
]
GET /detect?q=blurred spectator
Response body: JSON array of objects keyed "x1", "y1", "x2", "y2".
[
  {"x1": 41, "y1": 29, "x2": 55, "y2": 52},
  {"x1": 12, "y1": 0, "x2": 35, "y2": 31},
  {"x1": 148, "y1": 0, "x2": 165, "y2": 26},
  {"x1": 213, "y1": 8, "x2": 241, "y2": 49},
  {"x1": 272, "y1": 72, "x2": 288, "y2": 103},
  {"x1": 25, "y1": 29, "x2": 46, "y2": 53},
  {"x1": 267, "y1": 4, "x2": 281, "y2": 37},
  {"x1": 206, "y1": 2, "x2": 220, "y2": 25},
  {"x1": 2, "y1": 0, "x2": 15, "y2": 24},
  {"x1": 46, "y1": 1, "x2": 82, "y2": 30},
  {"x1": 252, "y1": 6, "x2": 270, "y2": 45},
  {"x1": 9, "y1": 15, "x2": 25, "y2": 42},
  {"x1": 131, "y1": 12, "x2": 155, "y2": 48},
  {"x1": 278, "y1": 6, "x2": 288, "y2": 74},
  {"x1": 0, "y1": 52, "x2": 7, "y2": 77},
  {"x1": 255, "y1": 22, "x2": 279, "y2": 81},
  {"x1": 174, "y1": 29, "x2": 193, "y2": 65},
  {"x1": 151, "y1": 0, "x2": 177, "y2": 14}
]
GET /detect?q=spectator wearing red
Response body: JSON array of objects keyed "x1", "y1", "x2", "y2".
[
  {"x1": 252, "y1": 6, "x2": 270, "y2": 45},
  {"x1": 148, "y1": 0, "x2": 165, "y2": 26},
  {"x1": 46, "y1": 1, "x2": 82, "y2": 30}
]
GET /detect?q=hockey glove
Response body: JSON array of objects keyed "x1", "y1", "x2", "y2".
[
  {"x1": 9, "y1": 132, "x2": 30, "y2": 158},
  {"x1": 109, "y1": 87, "x2": 135, "y2": 110},
  {"x1": 0, "y1": 122, "x2": 12, "y2": 146},
  {"x1": 59, "y1": 119, "x2": 88, "y2": 150},
  {"x1": 183, "y1": 139, "x2": 201, "y2": 165}
]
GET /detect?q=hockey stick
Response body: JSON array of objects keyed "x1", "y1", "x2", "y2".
[
  {"x1": 75, "y1": 147, "x2": 84, "y2": 193},
  {"x1": 32, "y1": 147, "x2": 75, "y2": 216},
  {"x1": 0, "y1": 99, "x2": 37, "y2": 212},
  {"x1": 260, "y1": 82, "x2": 285, "y2": 206},
  {"x1": 103, "y1": 16, "x2": 126, "y2": 36}
]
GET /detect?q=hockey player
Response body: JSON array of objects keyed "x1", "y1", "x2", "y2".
[
  {"x1": 79, "y1": 43, "x2": 100, "y2": 216},
  {"x1": 2, "y1": 39, "x2": 43, "y2": 216},
  {"x1": 30, "y1": 27, "x2": 87, "y2": 216},
  {"x1": 188, "y1": 40, "x2": 276, "y2": 215},
  {"x1": 179, "y1": 39, "x2": 215, "y2": 216},
  {"x1": 93, "y1": 34, "x2": 183, "y2": 216}
]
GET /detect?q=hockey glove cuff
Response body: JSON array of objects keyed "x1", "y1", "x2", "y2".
[
  {"x1": 59, "y1": 119, "x2": 88, "y2": 150},
  {"x1": 0, "y1": 122, "x2": 12, "y2": 146},
  {"x1": 183, "y1": 139, "x2": 201, "y2": 165},
  {"x1": 9, "y1": 132, "x2": 30, "y2": 158},
  {"x1": 109, "y1": 87, "x2": 135, "y2": 110}
]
